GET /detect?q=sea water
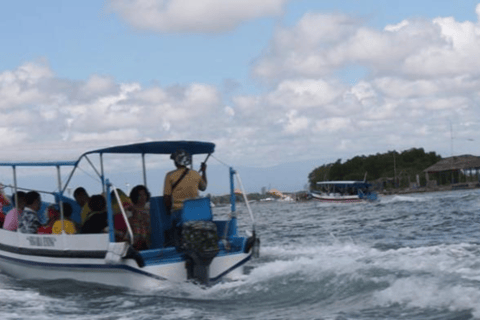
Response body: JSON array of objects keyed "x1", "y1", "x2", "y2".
[{"x1": 1, "y1": 189, "x2": 480, "y2": 319}]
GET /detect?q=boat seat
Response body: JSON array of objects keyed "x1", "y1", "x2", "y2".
[
  {"x1": 149, "y1": 196, "x2": 170, "y2": 249},
  {"x1": 177, "y1": 197, "x2": 212, "y2": 226},
  {"x1": 149, "y1": 197, "x2": 213, "y2": 249}
]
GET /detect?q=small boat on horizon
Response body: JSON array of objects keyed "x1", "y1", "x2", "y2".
[{"x1": 310, "y1": 181, "x2": 378, "y2": 203}]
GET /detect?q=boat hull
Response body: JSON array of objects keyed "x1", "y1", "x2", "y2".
[
  {"x1": 310, "y1": 192, "x2": 364, "y2": 203},
  {"x1": 0, "y1": 230, "x2": 251, "y2": 288}
]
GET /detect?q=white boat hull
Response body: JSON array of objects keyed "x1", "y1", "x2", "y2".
[
  {"x1": 310, "y1": 192, "x2": 363, "y2": 203},
  {"x1": 0, "y1": 229, "x2": 250, "y2": 288}
]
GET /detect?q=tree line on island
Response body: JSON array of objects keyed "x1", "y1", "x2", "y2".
[{"x1": 308, "y1": 148, "x2": 442, "y2": 191}]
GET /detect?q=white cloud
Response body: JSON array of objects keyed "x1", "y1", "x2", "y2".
[
  {"x1": 0, "y1": 61, "x2": 53, "y2": 84},
  {"x1": 267, "y1": 79, "x2": 342, "y2": 108},
  {"x1": 0, "y1": 128, "x2": 29, "y2": 146},
  {"x1": 184, "y1": 83, "x2": 219, "y2": 107},
  {"x1": 423, "y1": 97, "x2": 469, "y2": 110},
  {"x1": 72, "y1": 129, "x2": 142, "y2": 142},
  {"x1": 385, "y1": 19, "x2": 409, "y2": 32},
  {"x1": 253, "y1": 13, "x2": 359, "y2": 78},
  {"x1": 224, "y1": 106, "x2": 235, "y2": 118},
  {"x1": 253, "y1": 8, "x2": 480, "y2": 80},
  {"x1": 108, "y1": 0, "x2": 287, "y2": 33},
  {"x1": 0, "y1": 62, "x2": 54, "y2": 110},
  {"x1": 348, "y1": 81, "x2": 377, "y2": 105},
  {"x1": 0, "y1": 62, "x2": 225, "y2": 161},
  {"x1": 283, "y1": 110, "x2": 309, "y2": 134},
  {"x1": 374, "y1": 77, "x2": 439, "y2": 99},
  {"x1": 231, "y1": 95, "x2": 262, "y2": 117},
  {"x1": 81, "y1": 75, "x2": 116, "y2": 97},
  {"x1": 135, "y1": 87, "x2": 168, "y2": 103},
  {"x1": 314, "y1": 117, "x2": 353, "y2": 133}
]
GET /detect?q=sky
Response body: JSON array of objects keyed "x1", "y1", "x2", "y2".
[{"x1": 1, "y1": 0, "x2": 480, "y2": 195}]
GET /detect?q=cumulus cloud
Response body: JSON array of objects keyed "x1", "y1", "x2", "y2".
[
  {"x1": 283, "y1": 110, "x2": 310, "y2": 134},
  {"x1": 314, "y1": 117, "x2": 353, "y2": 133},
  {"x1": 253, "y1": 8, "x2": 480, "y2": 80},
  {"x1": 0, "y1": 61, "x2": 54, "y2": 110},
  {"x1": 243, "y1": 6, "x2": 480, "y2": 159},
  {"x1": 266, "y1": 79, "x2": 343, "y2": 108},
  {"x1": 108, "y1": 0, "x2": 288, "y2": 33},
  {"x1": 0, "y1": 62, "x2": 223, "y2": 161}
]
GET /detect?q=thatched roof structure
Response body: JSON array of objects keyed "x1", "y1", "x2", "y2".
[{"x1": 423, "y1": 155, "x2": 480, "y2": 173}]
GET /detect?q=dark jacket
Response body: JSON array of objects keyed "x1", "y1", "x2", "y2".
[{"x1": 80, "y1": 211, "x2": 108, "y2": 234}]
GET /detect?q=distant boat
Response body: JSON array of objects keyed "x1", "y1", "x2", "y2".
[{"x1": 310, "y1": 181, "x2": 378, "y2": 203}]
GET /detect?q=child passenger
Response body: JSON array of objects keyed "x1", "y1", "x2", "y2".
[
  {"x1": 128, "y1": 185, "x2": 151, "y2": 251},
  {"x1": 52, "y1": 202, "x2": 76, "y2": 234}
]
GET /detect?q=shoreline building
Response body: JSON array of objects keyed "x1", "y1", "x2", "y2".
[{"x1": 423, "y1": 155, "x2": 480, "y2": 187}]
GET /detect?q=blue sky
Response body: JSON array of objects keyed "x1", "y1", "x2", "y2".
[{"x1": 1, "y1": 0, "x2": 480, "y2": 194}]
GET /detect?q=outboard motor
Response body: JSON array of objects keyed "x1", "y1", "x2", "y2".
[{"x1": 181, "y1": 220, "x2": 219, "y2": 285}]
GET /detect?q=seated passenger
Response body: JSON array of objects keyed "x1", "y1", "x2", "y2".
[
  {"x1": 0, "y1": 185, "x2": 11, "y2": 227},
  {"x1": 37, "y1": 204, "x2": 61, "y2": 234},
  {"x1": 18, "y1": 191, "x2": 42, "y2": 234},
  {"x1": 81, "y1": 194, "x2": 108, "y2": 234},
  {"x1": 128, "y1": 185, "x2": 151, "y2": 251},
  {"x1": 52, "y1": 202, "x2": 77, "y2": 234},
  {"x1": 3, "y1": 191, "x2": 26, "y2": 231},
  {"x1": 74, "y1": 187, "x2": 90, "y2": 226}
]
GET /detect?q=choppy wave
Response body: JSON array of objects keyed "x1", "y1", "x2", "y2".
[
  {"x1": 380, "y1": 194, "x2": 430, "y2": 204},
  {"x1": 1, "y1": 190, "x2": 480, "y2": 319},
  {"x1": 255, "y1": 243, "x2": 480, "y2": 318},
  {"x1": 164, "y1": 242, "x2": 480, "y2": 319}
]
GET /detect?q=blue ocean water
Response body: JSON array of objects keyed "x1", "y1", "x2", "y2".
[{"x1": 1, "y1": 189, "x2": 480, "y2": 319}]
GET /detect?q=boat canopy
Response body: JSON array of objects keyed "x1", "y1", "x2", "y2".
[
  {"x1": 0, "y1": 141, "x2": 215, "y2": 168},
  {"x1": 83, "y1": 141, "x2": 215, "y2": 156}
]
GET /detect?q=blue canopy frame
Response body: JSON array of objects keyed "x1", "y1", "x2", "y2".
[{"x1": 0, "y1": 140, "x2": 216, "y2": 228}]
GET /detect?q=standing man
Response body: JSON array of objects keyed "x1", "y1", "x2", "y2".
[
  {"x1": 163, "y1": 149, "x2": 207, "y2": 215},
  {"x1": 18, "y1": 191, "x2": 42, "y2": 234},
  {"x1": 163, "y1": 149, "x2": 207, "y2": 246}
]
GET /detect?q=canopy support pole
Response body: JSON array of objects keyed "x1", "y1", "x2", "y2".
[{"x1": 142, "y1": 153, "x2": 147, "y2": 188}]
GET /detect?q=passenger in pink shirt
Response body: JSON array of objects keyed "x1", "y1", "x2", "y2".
[{"x1": 3, "y1": 191, "x2": 26, "y2": 231}]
